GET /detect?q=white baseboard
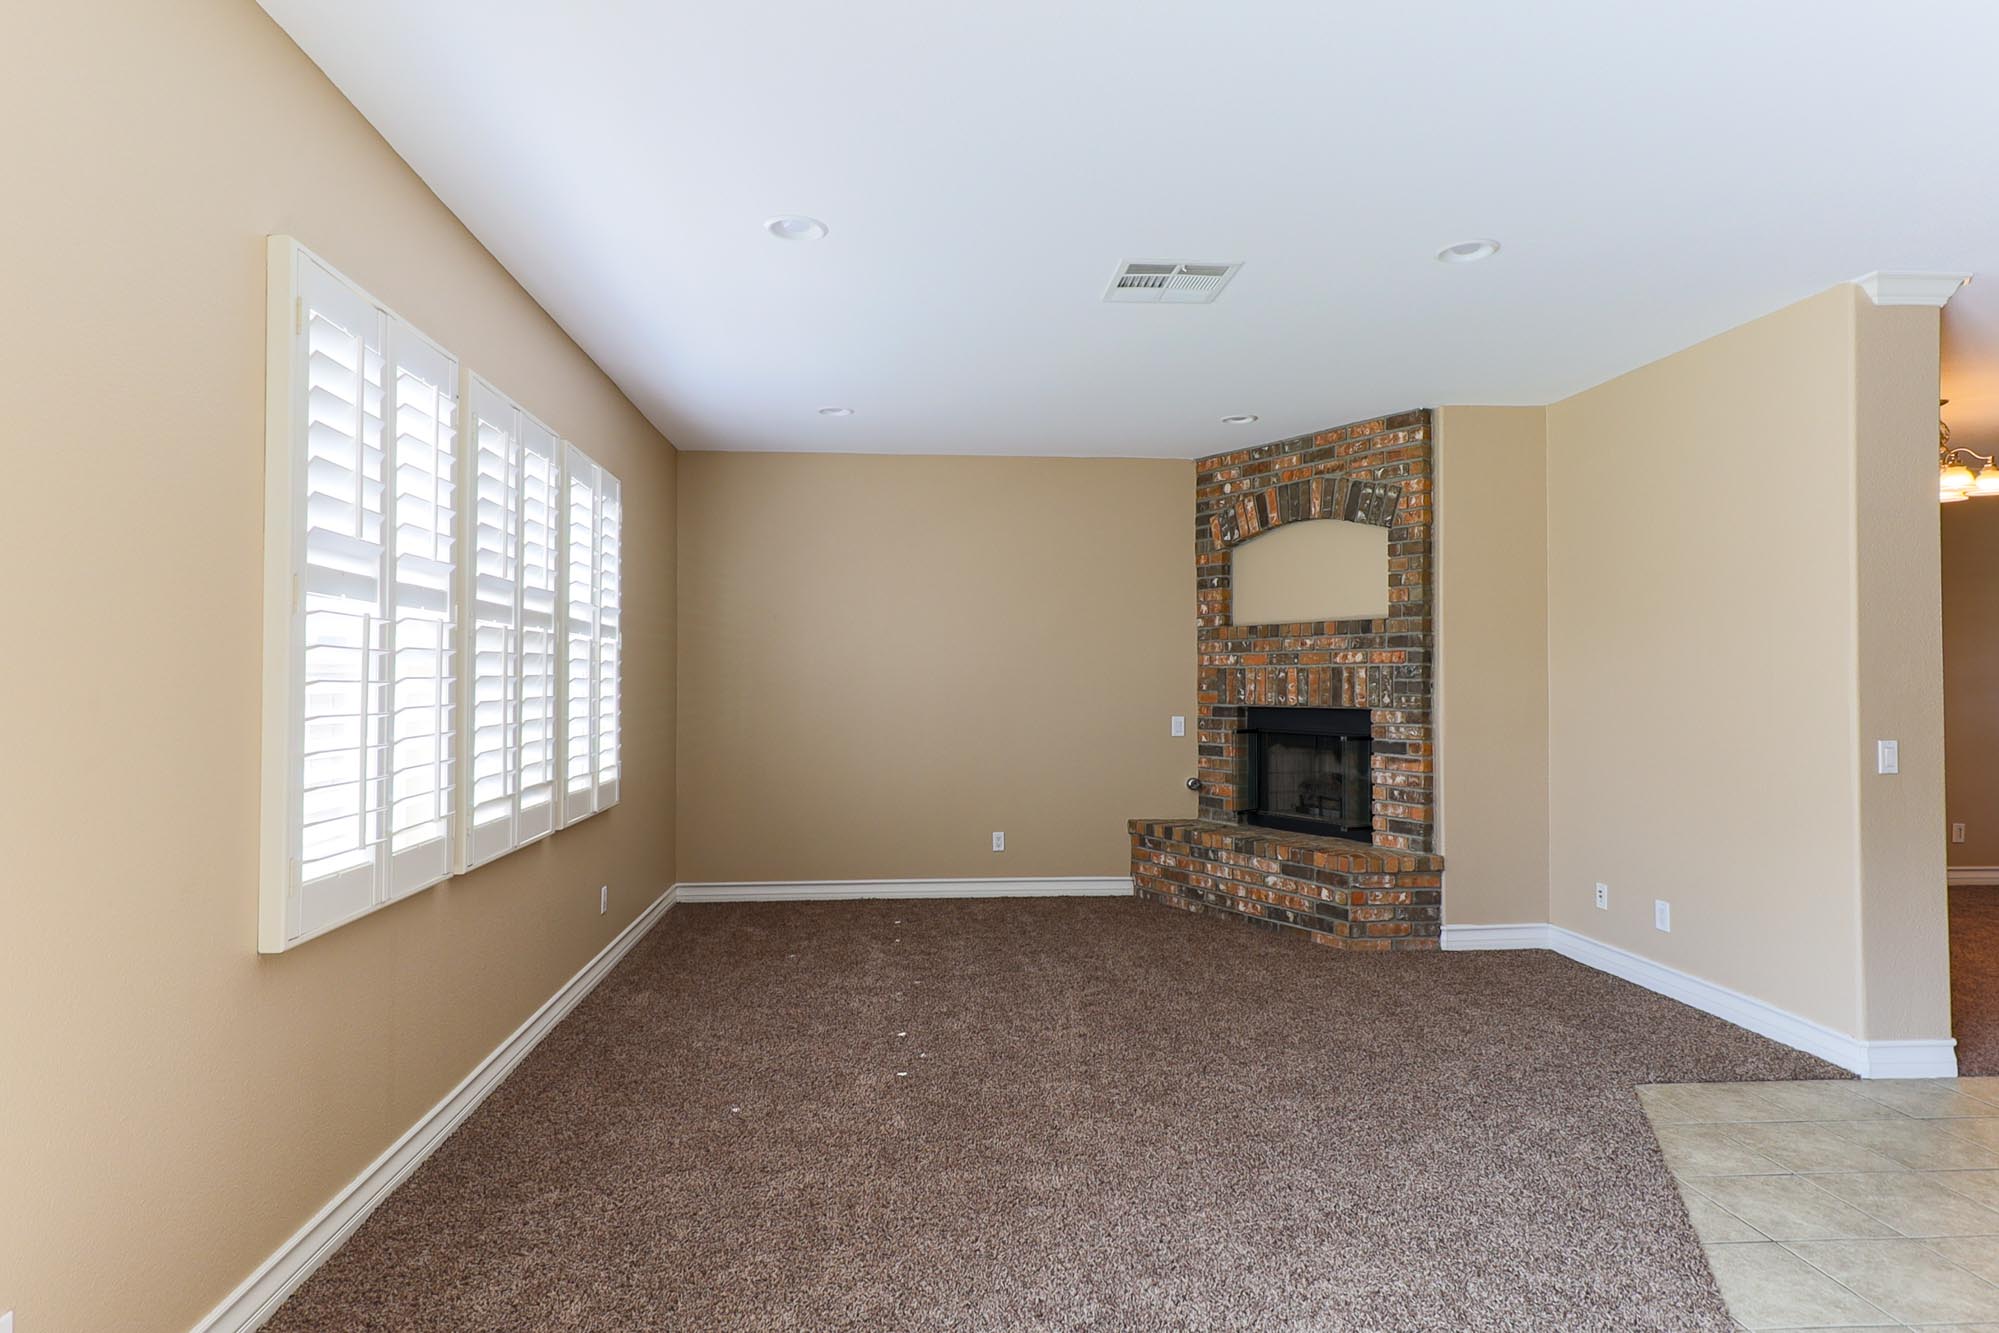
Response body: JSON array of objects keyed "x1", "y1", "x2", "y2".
[
  {"x1": 190, "y1": 887, "x2": 680, "y2": 1333},
  {"x1": 1440, "y1": 920, "x2": 1956, "y2": 1080},
  {"x1": 1441, "y1": 922, "x2": 1552, "y2": 950},
  {"x1": 1863, "y1": 1039, "x2": 1965, "y2": 1079},
  {"x1": 673, "y1": 876, "x2": 1133, "y2": 902},
  {"x1": 1949, "y1": 866, "x2": 1999, "y2": 886}
]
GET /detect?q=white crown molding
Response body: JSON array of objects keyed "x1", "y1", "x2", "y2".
[
  {"x1": 1948, "y1": 866, "x2": 1999, "y2": 887},
  {"x1": 673, "y1": 876, "x2": 1133, "y2": 902},
  {"x1": 190, "y1": 887, "x2": 680, "y2": 1333},
  {"x1": 1856, "y1": 270, "x2": 1971, "y2": 307},
  {"x1": 1441, "y1": 921, "x2": 1955, "y2": 1079}
]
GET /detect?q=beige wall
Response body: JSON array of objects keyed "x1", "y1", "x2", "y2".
[
  {"x1": 1544, "y1": 285, "x2": 1948, "y2": 1040},
  {"x1": 1547, "y1": 288, "x2": 1860, "y2": 1032},
  {"x1": 675, "y1": 452, "x2": 1195, "y2": 882},
  {"x1": 0, "y1": 3, "x2": 677, "y2": 1330},
  {"x1": 1853, "y1": 297, "x2": 1952, "y2": 1040},
  {"x1": 1434, "y1": 406, "x2": 1552, "y2": 926},
  {"x1": 1945, "y1": 501, "x2": 1999, "y2": 866}
]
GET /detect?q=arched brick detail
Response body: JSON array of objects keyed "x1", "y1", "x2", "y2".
[{"x1": 1208, "y1": 475, "x2": 1402, "y2": 548}]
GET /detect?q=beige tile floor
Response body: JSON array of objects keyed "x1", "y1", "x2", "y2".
[{"x1": 1640, "y1": 1077, "x2": 1999, "y2": 1331}]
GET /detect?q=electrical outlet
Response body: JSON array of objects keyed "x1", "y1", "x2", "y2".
[
  {"x1": 1594, "y1": 882, "x2": 1609, "y2": 910},
  {"x1": 1171, "y1": 715, "x2": 1186, "y2": 737},
  {"x1": 991, "y1": 831, "x2": 1005, "y2": 852},
  {"x1": 1954, "y1": 822, "x2": 1968, "y2": 844},
  {"x1": 598, "y1": 885, "x2": 608, "y2": 915},
  {"x1": 1654, "y1": 899, "x2": 1671, "y2": 933}
]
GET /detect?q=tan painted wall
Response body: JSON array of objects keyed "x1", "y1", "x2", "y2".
[
  {"x1": 1853, "y1": 296, "x2": 1951, "y2": 1040},
  {"x1": 1229, "y1": 519, "x2": 1391, "y2": 624},
  {"x1": 1546, "y1": 289, "x2": 1865, "y2": 1031},
  {"x1": 675, "y1": 452, "x2": 1196, "y2": 882},
  {"x1": 0, "y1": 3, "x2": 678, "y2": 1329},
  {"x1": 1545, "y1": 285, "x2": 1950, "y2": 1040},
  {"x1": 1944, "y1": 501, "x2": 1999, "y2": 866},
  {"x1": 1434, "y1": 407, "x2": 1552, "y2": 926}
]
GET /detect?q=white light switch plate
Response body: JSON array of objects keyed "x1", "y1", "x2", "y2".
[
  {"x1": 1955, "y1": 823, "x2": 1968, "y2": 844},
  {"x1": 1171, "y1": 715, "x2": 1185, "y2": 737},
  {"x1": 1654, "y1": 900, "x2": 1672, "y2": 933},
  {"x1": 1877, "y1": 740, "x2": 1899, "y2": 775}
]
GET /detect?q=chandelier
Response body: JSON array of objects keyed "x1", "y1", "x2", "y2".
[{"x1": 1940, "y1": 399, "x2": 1999, "y2": 503}]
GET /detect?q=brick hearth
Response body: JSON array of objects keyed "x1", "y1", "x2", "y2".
[
  {"x1": 1130, "y1": 820, "x2": 1442, "y2": 950},
  {"x1": 1130, "y1": 409, "x2": 1441, "y2": 950}
]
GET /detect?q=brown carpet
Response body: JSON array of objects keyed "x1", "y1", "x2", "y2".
[
  {"x1": 1953, "y1": 885, "x2": 1999, "y2": 1076},
  {"x1": 267, "y1": 899, "x2": 1839, "y2": 1332}
]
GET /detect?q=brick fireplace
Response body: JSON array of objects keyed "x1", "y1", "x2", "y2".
[{"x1": 1129, "y1": 410, "x2": 1442, "y2": 950}]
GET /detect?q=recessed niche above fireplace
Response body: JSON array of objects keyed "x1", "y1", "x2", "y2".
[
  {"x1": 1229, "y1": 519, "x2": 1390, "y2": 625},
  {"x1": 1241, "y1": 707, "x2": 1373, "y2": 840}
]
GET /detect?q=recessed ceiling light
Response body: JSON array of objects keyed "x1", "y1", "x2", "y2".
[
  {"x1": 1436, "y1": 238, "x2": 1500, "y2": 264},
  {"x1": 765, "y1": 215, "x2": 829, "y2": 241},
  {"x1": 1221, "y1": 414, "x2": 1259, "y2": 425},
  {"x1": 817, "y1": 406, "x2": 853, "y2": 417}
]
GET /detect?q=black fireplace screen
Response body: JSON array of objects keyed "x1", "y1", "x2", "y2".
[{"x1": 1242, "y1": 707, "x2": 1373, "y2": 840}]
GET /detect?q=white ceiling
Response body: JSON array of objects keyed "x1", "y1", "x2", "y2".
[{"x1": 258, "y1": 0, "x2": 1999, "y2": 460}]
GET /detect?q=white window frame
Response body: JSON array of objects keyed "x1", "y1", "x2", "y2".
[{"x1": 260, "y1": 237, "x2": 461, "y2": 952}]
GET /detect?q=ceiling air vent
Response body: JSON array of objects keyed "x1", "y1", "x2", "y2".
[{"x1": 1104, "y1": 260, "x2": 1243, "y2": 304}]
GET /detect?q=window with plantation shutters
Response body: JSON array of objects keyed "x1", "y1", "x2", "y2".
[
  {"x1": 262, "y1": 238, "x2": 459, "y2": 952},
  {"x1": 559, "y1": 444, "x2": 622, "y2": 825},
  {"x1": 262, "y1": 237, "x2": 629, "y2": 952}
]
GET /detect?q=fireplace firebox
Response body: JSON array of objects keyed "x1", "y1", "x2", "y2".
[{"x1": 1241, "y1": 707, "x2": 1374, "y2": 841}]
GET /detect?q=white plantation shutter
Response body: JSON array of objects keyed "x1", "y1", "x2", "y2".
[
  {"x1": 386, "y1": 329, "x2": 459, "y2": 896},
  {"x1": 261, "y1": 238, "x2": 459, "y2": 951},
  {"x1": 454, "y1": 377, "x2": 567, "y2": 867},
  {"x1": 289, "y1": 255, "x2": 389, "y2": 935},
  {"x1": 517, "y1": 418, "x2": 562, "y2": 843},
  {"x1": 560, "y1": 447, "x2": 600, "y2": 825},
  {"x1": 457, "y1": 377, "x2": 522, "y2": 870},
  {"x1": 559, "y1": 444, "x2": 621, "y2": 825},
  {"x1": 594, "y1": 467, "x2": 622, "y2": 809}
]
